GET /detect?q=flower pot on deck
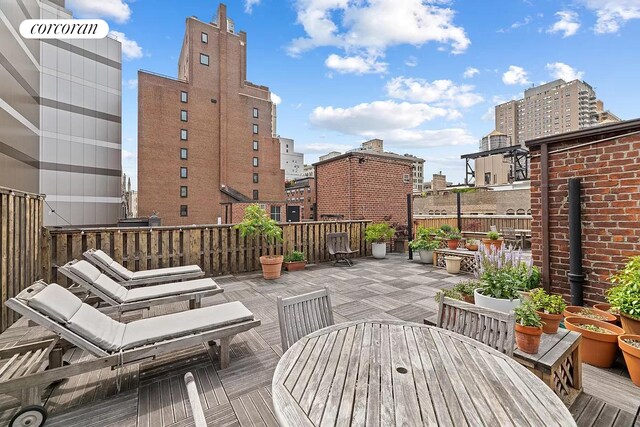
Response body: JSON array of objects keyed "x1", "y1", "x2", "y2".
[
  {"x1": 563, "y1": 306, "x2": 617, "y2": 323},
  {"x1": 515, "y1": 324, "x2": 543, "y2": 354},
  {"x1": 446, "y1": 239, "x2": 460, "y2": 250},
  {"x1": 284, "y1": 260, "x2": 307, "y2": 272},
  {"x1": 564, "y1": 317, "x2": 625, "y2": 368},
  {"x1": 620, "y1": 314, "x2": 640, "y2": 335},
  {"x1": 444, "y1": 256, "x2": 461, "y2": 274},
  {"x1": 371, "y1": 242, "x2": 387, "y2": 259},
  {"x1": 473, "y1": 289, "x2": 521, "y2": 313},
  {"x1": 482, "y1": 239, "x2": 503, "y2": 252},
  {"x1": 619, "y1": 335, "x2": 640, "y2": 387},
  {"x1": 593, "y1": 303, "x2": 621, "y2": 326},
  {"x1": 260, "y1": 255, "x2": 284, "y2": 280},
  {"x1": 465, "y1": 243, "x2": 478, "y2": 251},
  {"x1": 536, "y1": 311, "x2": 563, "y2": 334},
  {"x1": 418, "y1": 249, "x2": 434, "y2": 264}
]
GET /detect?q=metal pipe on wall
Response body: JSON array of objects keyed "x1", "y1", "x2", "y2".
[
  {"x1": 568, "y1": 178, "x2": 585, "y2": 306},
  {"x1": 540, "y1": 143, "x2": 551, "y2": 292},
  {"x1": 407, "y1": 193, "x2": 413, "y2": 260}
]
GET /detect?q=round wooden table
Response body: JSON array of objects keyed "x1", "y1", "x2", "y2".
[{"x1": 272, "y1": 320, "x2": 576, "y2": 426}]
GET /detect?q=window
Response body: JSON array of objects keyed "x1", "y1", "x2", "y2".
[
  {"x1": 484, "y1": 173, "x2": 491, "y2": 185},
  {"x1": 271, "y1": 206, "x2": 281, "y2": 222},
  {"x1": 181, "y1": 110, "x2": 188, "y2": 121},
  {"x1": 180, "y1": 186, "x2": 188, "y2": 197},
  {"x1": 403, "y1": 174, "x2": 410, "y2": 183},
  {"x1": 253, "y1": 173, "x2": 259, "y2": 183},
  {"x1": 201, "y1": 32, "x2": 208, "y2": 43},
  {"x1": 181, "y1": 91, "x2": 188, "y2": 103},
  {"x1": 253, "y1": 157, "x2": 259, "y2": 167},
  {"x1": 253, "y1": 124, "x2": 258, "y2": 134},
  {"x1": 200, "y1": 53, "x2": 209, "y2": 66},
  {"x1": 180, "y1": 148, "x2": 188, "y2": 160},
  {"x1": 252, "y1": 108, "x2": 258, "y2": 118},
  {"x1": 253, "y1": 140, "x2": 258, "y2": 151},
  {"x1": 252, "y1": 190, "x2": 259, "y2": 200},
  {"x1": 180, "y1": 205, "x2": 188, "y2": 217},
  {"x1": 181, "y1": 129, "x2": 188, "y2": 140},
  {"x1": 180, "y1": 167, "x2": 187, "y2": 178}
]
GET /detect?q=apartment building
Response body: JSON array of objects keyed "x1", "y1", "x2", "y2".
[
  {"x1": 285, "y1": 177, "x2": 316, "y2": 220},
  {"x1": 138, "y1": 4, "x2": 285, "y2": 225},
  {"x1": 279, "y1": 137, "x2": 304, "y2": 179},
  {"x1": 0, "y1": 0, "x2": 122, "y2": 226}
]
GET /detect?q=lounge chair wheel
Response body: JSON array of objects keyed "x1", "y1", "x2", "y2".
[{"x1": 9, "y1": 405, "x2": 47, "y2": 427}]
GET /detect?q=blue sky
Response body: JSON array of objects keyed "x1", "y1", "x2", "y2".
[{"x1": 66, "y1": 0, "x2": 640, "y2": 188}]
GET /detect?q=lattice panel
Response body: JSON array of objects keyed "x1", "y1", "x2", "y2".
[
  {"x1": 553, "y1": 354, "x2": 575, "y2": 398},
  {"x1": 434, "y1": 250, "x2": 477, "y2": 272}
]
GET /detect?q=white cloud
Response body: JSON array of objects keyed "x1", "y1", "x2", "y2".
[
  {"x1": 546, "y1": 62, "x2": 585, "y2": 81},
  {"x1": 463, "y1": 67, "x2": 479, "y2": 78},
  {"x1": 122, "y1": 150, "x2": 136, "y2": 160},
  {"x1": 405, "y1": 56, "x2": 418, "y2": 67},
  {"x1": 547, "y1": 11, "x2": 581, "y2": 37},
  {"x1": 481, "y1": 107, "x2": 495, "y2": 122},
  {"x1": 66, "y1": 0, "x2": 131, "y2": 23},
  {"x1": 579, "y1": 0, "x2": 640, "y2": 33},
  {"x1": 385, "y1": 77, "x2": 484, "y2": 108},
  {"x1": 109, "y1": 31, "x2": 143, "y2": 60},
  {"x1": 376, "y1": 128, "x2": 476, "y2": 147},
  {"x1": 325, "y1": 53, "x2": 388, "y2": 74},
  {"x1": 502, "y1": 65, "x2": 530, "y2": 85},
  {"x1": 125, "y1": 79, "x2": 137, "y2": 89},
  {"x1": 302, "y1": 142, "x2": 352, "y2": 153},
  {"x1": 271, "y1": 92, "x2": 282, "y2": 105},
  {"x1": 288, "y1": 0, "x2": 470, "y2": 64},
  {"x1": 244, "y1": 0, "x2": 261, "y2": 13}
]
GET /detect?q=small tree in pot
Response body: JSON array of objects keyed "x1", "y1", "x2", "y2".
[
  {"x1": 514, "y1": 301, "x2": 543, "y2": 354},
  {"x1": 365, "y1": 223, "x2": 396, "y2": 259},
  {"x1": 607, "y1": 255, "x2": 640, "y2": 334},
  {"x1": 235, "y1": 204, "x2": 283, "y2": 279},
  {"x1": 529, "y1": 288, "x2": 567, "y2": 334}
]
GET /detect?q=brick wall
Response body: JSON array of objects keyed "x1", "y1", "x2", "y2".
[
  {"x1": 316, "y1": 153, "x2": 413, "y2": 225},
  {"x1": 528, "y1": 121, "x2": 640, "y2": 304},
  {"x1": 413, "y1": 187, "x2": 531, "y2": 215},
  {"x1": 285, "y1": 177, "x2": 316, "y2": 220},
  {"x1": 224, "y1": 202, "x2": 287, "y2": 224}
]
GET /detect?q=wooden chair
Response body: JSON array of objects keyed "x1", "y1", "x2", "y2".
[
  {"x1": 502, "y1": 227, "x2": 521, "y2": 249},
  {"x1": 436, "y1": 295, "x2": 515, "y2": 356},
  {"x1": 326, "y1": 232, "x2": 359, "y2": 266},
  {"x1": 277, "y1": 287, "x2": 334, "y2": 352}
]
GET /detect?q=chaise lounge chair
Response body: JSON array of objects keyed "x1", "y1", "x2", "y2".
[
  {"x1": 58, "y1": 260, "x2": 223, "y2": 312},
  {"x1": 84, "y1": 248, "x2": 204, "y2": 286},
  {"x1": 2, "y1": 282, "x2": 259, "y2": 426}
]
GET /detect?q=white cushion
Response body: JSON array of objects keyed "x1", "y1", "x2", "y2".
[
  {"x1": 93, "y1": 274, "x2": 129, "y2": 303},
  {"x1": 108, "y1": 261, "x2": 134, "y2": 280},
  {"x1": 92, "y1": 249, "x2": 115, "y2": 266},
  {"x1": 28, "y1": 283, "x2": 83, "y2": 323},
  {"x1": 130, "y1": 265, "x2": 202, "y2": 280},
  {"x1": 67, "y1": 305, "x2": 126, "y2": 352},
  {"x1": 124, "y1": 278, "x2": 219, "y2": 302},
  {"x1": 121, "y1": 301, "x2": 253, "y2": 349},
  {"x1": 68, "y1": 260, "x2": 102, "y2": 284}
]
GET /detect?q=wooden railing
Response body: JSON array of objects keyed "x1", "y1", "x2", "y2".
[
  {"x1": 0, "y1": 188, "x2": 44, "y2": 332},
  {"x1": 413, "y1": 215, "x2": 532, "y2": 234},
  {"x1": 43, "y1": 220, "x2": 371, "y2": 286}
]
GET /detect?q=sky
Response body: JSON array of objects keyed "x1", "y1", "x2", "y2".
[{"x1": 65, "y1": 0, "x2": 640, "y2": 188}]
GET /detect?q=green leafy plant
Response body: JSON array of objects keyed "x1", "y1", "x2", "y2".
[
  {"x1": 607, "y1": 256, "x2": 640, "y2": 320},
  {"x1": 479, "y1": 267, "x2": 522, "y2": 300},
  {"x1": 529, "y1": 288, "x2": 566, "y2": 314},
  {"x1": 284, "y1": 251, "x2": 305, "y2": 263},
  {"x1": 446, "y1": 227, "x2": 462, "y2": 241},
  {"x1": 365, "y1": 223, "x2": 396, "y2": 244},
  {"x1": 514, "y1": 301, "x2": 543, "y2": 328},
  {"x1": 235, "y1": 204, "x2": 283, "y2": 246},
  {"x1": 439, "y1": 224, "x2": 453, "y2": 234},
  {"x1": 434, "y1": 288, "x2": 463, "y2": 302},
  {"x1": 486, "y1": 230, "x2": 500, "y2": 240},
  {"x1": 466, "y1": 239, "x2": 479, "y2": 245},
  {"x1": 410, "y1": 226, "x2": 440, "y2": 251},
  {"x1": 577, "y1": 324, "x2": 614, "y2": 334},
  {"x1": 453, "y1": 280, "x2": 480, "y2": 297}
]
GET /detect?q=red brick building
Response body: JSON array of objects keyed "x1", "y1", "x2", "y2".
[
  {"x1": 527, "y1": 118, "x2": 640, "y2": 305},
  {"x1": 138, "y1": 4, "x2": 285, "y2": 225},
  {"x1": 315, "y1": 152, "x2": 413, "y2": 223},
  {"x1": 285, "y1": 177, "x2": 316, "y2": 220}
]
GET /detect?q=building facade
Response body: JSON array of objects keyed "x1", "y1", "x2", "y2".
[
  {"x1": 279, "y1": 137, "x2": 304, "y2": 179},
  {"x1": 138, "y1": 4, "x2": 285, "y2": 225},
  {"x1": 315, "y1": 151, "x2": 413, "y2": 223},
  {"x1": 1, "y1": 0, "x2": 122, "y2": 226},
  {"x1": 285, "y1": 177, "x2": 316, "y2": 220}
]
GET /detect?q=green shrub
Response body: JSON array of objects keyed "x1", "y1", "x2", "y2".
[
  {"x1": 284, "y1": 251, "x2": 305, "y2": 262},
  {"x1": 529, "y1": 288, "x2": 566, "y2": 314},
  {"x1": 410, "y1": 226, "x2": 440, "y2": 250},
  {"x1": 234, "y1": 204, "x2": 283, "y2": 244},
  {"x1": 486, "y1": 230, "x2": 500, "y2": 240},
  {"x1": 515, "y1": 301, "x2": 543, "y2": 328},
  {"x1": 607, "y1": 256, "x2": 640, "y2": 320},
  {"x1": 453, "y1": 280, "x2": 480, "y2": 297},
  {"x1": 365, "y1": 223, "x2": 396, "y2": 243}
]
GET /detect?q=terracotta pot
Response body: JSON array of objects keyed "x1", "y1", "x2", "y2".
[
  {"x1": 462, "y1": 294, "x2": 475, "y2": 304},
  {"x1": 284, "y1": 260, "x2": 306, "y2": 272},
  {"x1": 563, "y1": 306, "x2": 617, "y2": 323},
  {"x1": 564, "y1": 316, "x2": 625, "y2": 368},
  {"x1": 260, "y1": 255, "x2": 284, "y2": 280},
  {"x1": 535, "y1": 311, "x2": 563, "y2": 334},
  {"x1": 465, "y1": 244, "x2": 478, "y2": 251},
  {"x1": 620, "y1": 313, "x2": 640, "y2": 335},
  {"x1": 618, "y1": 334, "x2": 640, "y2": 387},
  {"x1": 515, "y1": 324, "x2": 543, "y2": 354},
  {"x1": 594, "y1": 303, "x2": 621, "y2": 325},
  {"x1": 447, "y1": 239, "x2": 459, "y2": 250},
  {"x1": 481, "y1": 239, "x2": 503, "y2": 252}
]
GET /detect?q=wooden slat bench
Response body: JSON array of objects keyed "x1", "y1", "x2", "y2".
[
  {"x1": 514, "y1": 327, "x2": 582, "y2": 406},
  {"x1": 433, "y1": 248, "x2": 478, "y2": 273}
]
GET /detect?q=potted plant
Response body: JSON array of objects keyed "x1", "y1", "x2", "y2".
[
  {"x1": 444, "y1": 256, "x2": 462, "y2": 274},
  {"x1": 514, "y1": 301, "x2": 544, "y2": 354},
  {"x1": 482, "y1": 230, "x2": 503, "y2": 252},
  {"x1": 607, "y1": 256, "x2": 640, "y2": 334},
  {"x1": 235, "y1": 204, "x2": 283, "y2": 280},
  {"x1": 474, "y1": 267, "x2": 522, "y2": 313},
  {"x1": 465, "y1": 239, "x2": 479, "y2": 251},
  {"x1": 563, "y1": 306, "x2": 617, "y2": 323},
  {"x1": 283, "y1": 250, "x2": 306, "y2": 272},
  {"x1": 619, "y1": 335, "x2": 640, "y2": 386},
  {"x1": 410, "y1": 226, "x2": 439, "y2": 264},
  {"x1": 593, "y1": 303, "x2": 621, "y2": 325},
  {"x1": 529, "y1": 288, "x2": 566, "y2": 334},
  {"x1": 564, "y1": 316, "x2": 625, "y2": 368},
  {"x1": 445, "y1": 228, "x2": 462, "y2": 250},
  {"x1": 365, "y1": 223, "x2": 396, "y2": 259},
  {"x1": 453, "y1": 280, "x2": 480, "y2": 304}
]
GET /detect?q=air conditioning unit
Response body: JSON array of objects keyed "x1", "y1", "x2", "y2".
[{"x1": 403, "y1": 174, "x2": 410, "y2": 183}]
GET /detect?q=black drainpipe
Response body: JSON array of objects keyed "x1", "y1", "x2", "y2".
[
  {"x1": 456, "y1": 192, "x2": 462, "y2": 231},
  {"x1": 407, "y1": 193, "x2": 413, "y2": 260},
  {"x1": 568, "y1": 178, "x2": 585, "y2": 306}
]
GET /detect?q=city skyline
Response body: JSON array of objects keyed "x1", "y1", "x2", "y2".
[{"x1": 65, "y1": 0, "x2": 640, "y2": 187}]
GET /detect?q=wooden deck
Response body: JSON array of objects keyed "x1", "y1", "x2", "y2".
[{"x1": 1, "y1": 254, "x2": 639, "y2": 426}]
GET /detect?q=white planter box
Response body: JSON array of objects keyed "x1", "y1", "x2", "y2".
[
  {"x1": 418, "y1": 249, "x2": 433, "y2": 264},
  {"x1": 474, "y1": 288, "x2": 521, "y2": 313},
  {"x1": 371, "y1": 243, "x2": 387, "y2": 259}
]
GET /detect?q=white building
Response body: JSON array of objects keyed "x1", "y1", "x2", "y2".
[{"x1": 279, "y1": 137, "x2": 304, "y2": 179}]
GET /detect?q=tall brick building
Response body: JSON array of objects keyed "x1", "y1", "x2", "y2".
[
  {"x1": 315, "y1": 152, "x2": 413, "y2": 223},
  {"x1": 138, "y1": 4, "x2": 284, "y2": 225}
]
